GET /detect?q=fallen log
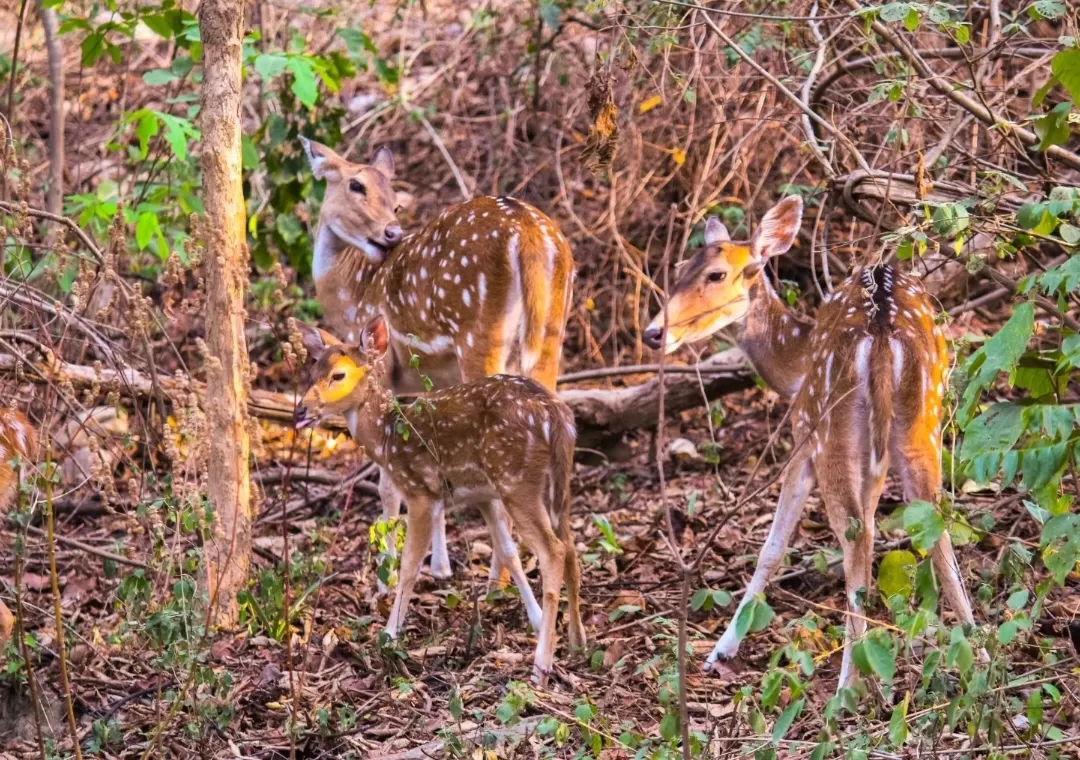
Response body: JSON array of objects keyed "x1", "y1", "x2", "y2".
[{"x1": 0, "y1": 348, "x2": 753, "y2": 448}]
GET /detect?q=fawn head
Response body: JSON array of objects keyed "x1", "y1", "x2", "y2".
[
  {"x1": 301, "y1": 137, "x2": 403, "y2": 263},
  {"x1": 296, "y1": 317, "x2": 389, "y2": 428},
  {"x1": 644, "y1": 196, "x2": 803, "y2": 353}
]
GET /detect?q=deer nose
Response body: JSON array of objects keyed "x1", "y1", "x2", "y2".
[
  {"x1": 643, "y1": 326, "x2": 664, "y2": 350},
  {"x1": 384, "y1": 224, "x2": 402, "y2": 245}
]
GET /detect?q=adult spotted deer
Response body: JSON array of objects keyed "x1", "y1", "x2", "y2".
[
  {"x1": 643, "y1": 196, "x2": 978, "y2": 689},
  {"x1": 296, "y1": 317, "x2": 585, "y2": 682},
  {"x1": 300, "y1": 138, "x2": 574, "y2": 583},
  {"x1": 0, "y1": 409, "x2": 38, "y2": 652}
]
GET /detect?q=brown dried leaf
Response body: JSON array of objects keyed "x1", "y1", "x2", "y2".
[{"x1": 582, "y1": 71, "x2": 619, "y2": 174}]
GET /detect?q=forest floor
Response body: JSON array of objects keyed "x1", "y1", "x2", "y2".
[{"x1": 4, "y1": 363, "x2": 1078, "y2": 758}]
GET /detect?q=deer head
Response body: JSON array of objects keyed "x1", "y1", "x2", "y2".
[
  {"x1": 300, "y1": 137, "x2": 403, "y2": 263},
  {"x1": 295, "y1": 317, "x2": 389, "y2": 428},
  {"x1": 644, "y1": 196, "x2": 803, "y2": 353}
]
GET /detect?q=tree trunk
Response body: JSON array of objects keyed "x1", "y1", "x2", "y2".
[
  {"x1": 198, "y1": 0, "x2": 252, "y2": 628},
  {"x1": 39, "y1": 3, "x2": 63, "y2": 222}
]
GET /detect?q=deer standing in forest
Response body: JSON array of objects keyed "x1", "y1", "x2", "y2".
[
  {"x1": 643, "y1": 196, "x2": 979, "y2": 689},
  {"x1": 296, "y1": 317, "x2": 585, "y2": 682},
  {"x1": 299, "y1": 138, "x2": 575, "y2": 586},
  {"x1": 0, "y1": 410, "x2": 39, "y2": 652}
]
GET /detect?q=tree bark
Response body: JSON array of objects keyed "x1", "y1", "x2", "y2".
[
  {"x1": 39, "y1": 3, "x2": 63, "y2": 222},
  {"x1": 198, "y1": 0, "x2": 252, "y2": 628}
]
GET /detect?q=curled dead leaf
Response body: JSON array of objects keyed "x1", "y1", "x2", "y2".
[{"x1": 582, "y1": 71, "x2": 618, "y2": 174}]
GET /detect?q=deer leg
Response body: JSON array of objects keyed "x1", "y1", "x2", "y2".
[
  {"x1": 506, "y1": 493, "x2": 566, "y2": 685},
  {"x1": 484, "y1": 502, "x2": 511, "y2": 588},
  {"x1": 897, "y1": 450, "x2": 983, "y2": 657},
  {"x1": 377, "y1": 468, "x2": 403, "y2": 594},
  {"x1": 429, "y1": 502, "x2": 453, "y2": 580},
  {"x1": 818, "y1": 459, "x2": 871, "y2": 691},
  {"x1": 707, "y1": 450, "x2": 815, "y2": 668},
  {"x1": 0, "y1": 598, "x2": 13, "y2": 652},
  {"x1": 478, "y1": 500, "x2": 542, "y2": 631},
  {"x1": 562, "y1": 524, "x2": 587, "y2": 650},
  {"x1": 385, "y1": 496, "x2": 436, "y2": 640}
]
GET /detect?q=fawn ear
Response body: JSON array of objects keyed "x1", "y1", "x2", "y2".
[
  {"x1": 361, "y1": 315, "x2": 389, "y2": 356},
  {"x1": 704, "y1": 216, "x2": 730, "y2": 246},
  {"x1": 370, "y1": 145, "x2": 395, "y2": 179},
  {"x1": 752, "y1": 195, "x2": 803, "y2": 260},
  {"x1": 300, "y1": 136, "x2": 347, "y2": 182},
  {"x1": 296, "y1": 321, "x2": 341, "y2": 356}
]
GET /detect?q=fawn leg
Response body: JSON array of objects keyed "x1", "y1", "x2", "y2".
[
  {"x1": 507, "y1": 492, "x2": 566, "y2": 685},
  {"x1": 429, "y1": 501, "x2": 453, "y2": 580},
  {"x1": 377, "y1": 468, "x2": 403, "y2": 594},
  {"x1": 478, "y1": 500, "x2": 542, "y2": 630},
  {"x1": 385, "y1": 495, "x2": 436, "y2": 639},
  {"x1": 816, "y1": 455, "x2": 871, "y2": 691},
  {"x1": 707, "y1": 450, "x2": 814, "y2": 667},
  {"x1": 562, "y1": 525, "x2": 587, "y2": 650}
]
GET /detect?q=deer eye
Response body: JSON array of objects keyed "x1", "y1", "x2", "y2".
[
  {"x1": 331, "y1": 371, "x2": 346, "y2": 382},
  {"x1": 707, "y1": 271, "x2": 727, "y2": 283},
  {"x1": 348, "y1": 179, "x2": 367, "y2": 195}
]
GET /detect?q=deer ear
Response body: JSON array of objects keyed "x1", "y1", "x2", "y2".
[
  {"x1": 300, "y1": 136, "x2": 346, "y2": 182},
  {"x1": 704, "y1": 216, "x2": 730, "y2": 246},
  {"x1": 742, "y1": 258, "x2": 766, "y2": 281},
  {"x1": 361, "y1": 315, "x2": 389, "y2": 356},
  {"x1": 752, "y1": 195, "x2": 803, "y2": 259},
  {"x1": 296, "y1": 321, "x2": 341, "y2": 356},
  {"x1": 370, "y1": 145, "x2": 395, "y2": 179}
]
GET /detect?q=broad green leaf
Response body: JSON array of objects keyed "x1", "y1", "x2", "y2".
[
  {"x1": 288, "y1": 58, "x2": 319, "y2": 108},
  {"x1": 888, "y1": 693, "x2": 910, "y2": 746},
  {"x1": 539, "y1": 0, "x2": 561, "y2": 30},
  {"x1": 81, "y1": 32, "x2": 106, "y2": 67},
  {"x1": 902, "y1": 7, "x2": 920, "y2": 31},
  {"x1": 241, "y1": 135, "x2": 259, "y2": 171},
  {"x1": 1040, "y1": 255, "x2": 1080, "y2": 296},
  {"x1": 133, "y1": 110, "x2": 159, "y2": 160},
  {"x1": 690, "y1": 588, "x2": 711, "y2": 612},
  {"x1": 1052, "y1": 50, "x2": 1080, "y2": 103},
  {"x1": 878, "y1": 550, "x2": 917, "y2": 600},
  {"x1": 997, "y1": 620, "x2": 1019, "y2": 645},
  {"x1": 947, "y1": 626, "x2": 974, "y2": 675},
  {"x1": 135, "y1": 211, "x2": 160, "y2": 250},
  {"x1": 254, "y1": 53, "x2": 288, "y2": 81},
  {"x1": 1019, "y1": 441, "x2": 1068, "y2": 491},
  {"x1": 1006, "y1": 589, "x2": 1029, "y2": 610},
  {"x1": 1032, "y1": 0, "x2": 1066, "y2": 20},
  {"x1": 959, "y1": 302, "x2": 1035, "y2": 424},
  {"x1": 772, "y1": 698, "x2": 804, "y2": 743},
  {"x1": 903, "y1": 500, "x2": 945, "y2": 553},
  {"x1": 863, "y1": 630, "x2": 895, "y2": 682},
  {"x1": 143, "y1": 69, "x2": 178, "y2": 86},
  {"x1": 879, "y1": 3, "x2": 910, "y2": 22},
  {"x1": 1034, "y1": 101, "x2": 1072, "y2": 153},
  {"x1": 960, "y1": 402, "x2": 1025, "y2": 463},
  {"x1": 659, "y1": 712, "x2": 679, "y2": 741},
  {"x1": 155, "y1": 112, "x2": 199, "y2": 162},
  {"x1": 1060, "y1": 223, "x2": 1080, "y2": 245},
  {"x1": 1041, "y1": 513, "x2": 1080, "y2": 584}
]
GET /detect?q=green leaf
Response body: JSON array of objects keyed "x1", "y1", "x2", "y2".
[
  {"x1": 288, "y1": 58, "x2": 319, "y2": 109},
  {"x1": 750, "y1": 597, "x2": 775, "y2": 632},
  {"x1": 1060, "y1": 223, "x2": 1080, "y2": 245},
  {"x1": 1006, "y1": 589, "x2": 1029, "y2": 610},
  {"x1": 960, "y1": 402, "x2": 1026, "y2": 463},
  {"x1": 155, "y1": 112, "x2": 199, "y2": 162},
  {"x1": 691, "y1": 587, "x2": 711, "y2": 612},
  {"x1": 1052, "y1": 50, "x2": 1080, "y2": 103},
  {"x1": 133, "y1": 110, "x2": 159, "y2": 160},
  {"x1": 1034, "y1": 101, "x2": 1072, "y2": 153},
  {"x1": 863, "y1": 630, "x2": 895, "y2": 683},
  {"x1": 997, "y1": 620, "x2": 1019, "y2": 645},
  {"x1": 1041, "y1": 255, "x2": 1080, "y2": 295},
  {"x1": 903, "y1": 500, "x2": 945, "y2": 553},
  {"x1": 932, "y1": 203, "x2": 970, "y2": 236},
  {"x1": 947, "y1": 626, "x2": 974, "y2": 675},
  {"x1": 878, "y1": 550, "x2": 917, "y2": 599},
  {"x1": 241, "y1": 135, "x2": 259, "y2": 171},
  {"x1": 254, "y1": 53, "x2": 289, "y2": 81},
  {"x1": 135, "y1": 211, "x2": 160, "y2": 250},
  {"x1": 143, "y1": 69, "x2": 178, "y2": 86},
  {"x1": 879, "y1": 3, "x2": 910, "y2": 22},
  {"x1": 659, "y1": 712, "x2": 679, "y2": 741},
  {"x1": 902, "y1": 7, "x2": 920, "y2": 31},
  {"x1": 959, "y1": 302, "x2": 1035, "y2": 424},
  {"x1": 81, "y1": 32, "x2": 106, "y2": 67},
  {"x1": 539, "y1": 0, "x2": 561, "y2": 30},
  {"x1": 772, "y1": 698, "x2": 804, "y2": 743},
  {"x1": 1032, "y1": 0, "x2": 1066, "y2": 20},
  {"x1": 888, "y1": 693, "x2": 910, "y2": 746}
]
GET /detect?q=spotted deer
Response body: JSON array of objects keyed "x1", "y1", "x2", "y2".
[
  {"x1": 300, "y1": 138, "x2": 575, "y2": 584},
  {"x1": 0, "y1": 410, "x2": 38, "y2": 652},
  {"x1": 643, "y1": 196, "x2": 979, "y2": 689},
  {"x1": 296, "y1": 317, "x2": 585, "y2": 682}
]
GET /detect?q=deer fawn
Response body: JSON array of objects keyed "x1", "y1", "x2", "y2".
[
  {"x1": 296, "y1": 317, "x2": 585, "y2": 682},
  {"x1": 643, "y1": 196, "x2": 979, "y2": 689},
  {"x1": 0, "y1": 409, "x2": 38, "y2": 652},
  {"x1": 300, "y1": 138, "x2": 575, "y2": 584}
]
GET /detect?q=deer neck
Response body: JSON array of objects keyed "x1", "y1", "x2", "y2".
[
  {"x1": 313, "y1": 224, "x2": 385, "y2": 341},
  {"x1": 733, "y1": 277, "x2": 815, "y2": 399},
  {"x1": 341, "y1": 386, "x2": 398, "y2": 466}
]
